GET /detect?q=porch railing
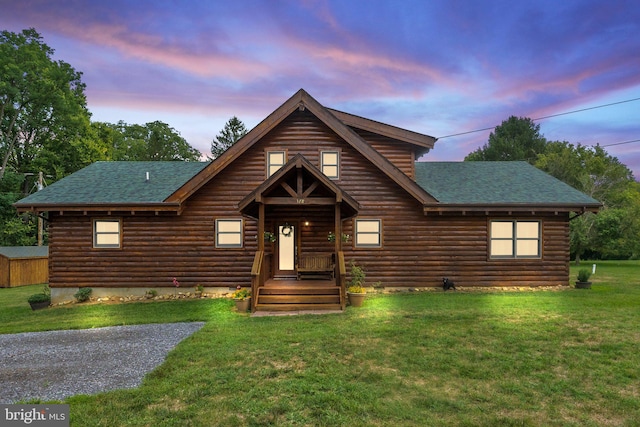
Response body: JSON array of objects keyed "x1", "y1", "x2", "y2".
[
  {"x1": 250, "y1": 251, "x2": 264, "y2": 312},
  {"x1": 337, "y1": 251, "x2": 346, "y2": 310}
]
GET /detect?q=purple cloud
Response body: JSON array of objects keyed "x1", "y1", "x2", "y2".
[{"x1": 1, "y1": 0, "x2": 638, "y2": 178}]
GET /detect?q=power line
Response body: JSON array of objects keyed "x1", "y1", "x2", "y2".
[
  {"x1": 436, "y1": 96, "x2": 640, "y2": 140},
  {"x1": 531, "y1": 97, "x2": 640, "y2": 121},
  {"x1": 600, "y1": 139, "x2": 640, "y2": 148}
]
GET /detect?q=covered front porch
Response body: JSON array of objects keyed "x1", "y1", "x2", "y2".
[{"x1": 239, "y1": 154, "x2": 359, "y2": 312}]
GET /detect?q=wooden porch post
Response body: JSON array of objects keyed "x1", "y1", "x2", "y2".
[
  {"x1": 258, "y1": 203, "x2": 265, "y2": 252},
  {"x1": 335, "y1": 202, "x2": 341, "y2": 253}
]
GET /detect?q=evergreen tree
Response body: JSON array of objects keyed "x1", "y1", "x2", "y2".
[{"x1": 210, "y1": 116, "x2": 248, "y2": 159}]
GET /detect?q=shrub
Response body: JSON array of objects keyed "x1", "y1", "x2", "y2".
[
  {"x1": 577, "y1": 268, "x2": 592, "y2": 282},
  {"x1": 27, "y1": 285, "x2": 51, "y2": 304},
  {"x1": 27, "y1": 292, "x2": 51, "y2": 304},
  {"x1": 74, "y1": 287, "x2": 92, "y2": 302}
]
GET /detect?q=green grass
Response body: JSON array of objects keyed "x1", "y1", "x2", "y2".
[
  {"x1": 2, "y1": 261, "x2": 639, "y2": 426},
  {"x1": 0, "y1": 285, "x2": 234, "y2": 334}
]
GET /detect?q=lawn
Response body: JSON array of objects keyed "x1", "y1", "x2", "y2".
[{"x1": 2, "y1": 261, "x2": 639, "y2": 426}]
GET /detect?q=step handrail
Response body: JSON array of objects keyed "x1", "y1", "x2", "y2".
[
  {"x1": 250, "y1": 250, "x2": 264, "y2": 312},
  {"x1": 337, "y1": 251, "x2": 346, "y2": 310}
]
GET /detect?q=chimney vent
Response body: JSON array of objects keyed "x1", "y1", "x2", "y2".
[{"x1": 145, "y1": 171, "x2": 150, "y2": 182}]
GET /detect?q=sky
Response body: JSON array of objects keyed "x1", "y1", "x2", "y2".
[{"x1": 2, "y1": 0, "x2": 640, "y2": 178}]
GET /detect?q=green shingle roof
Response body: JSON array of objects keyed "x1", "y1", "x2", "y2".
[
  {"x1": 15, "y1": 160, "x2": 600, "y2": 209},
  {"x1": 15, "y1": 161, "x2": 208, "y2": 205},
  {"x1": 415, "y1": 161, "x2": 601, "y2": 205},
  {"x1": 0, "y1": 246, "x2": 48, "y2": 259}
]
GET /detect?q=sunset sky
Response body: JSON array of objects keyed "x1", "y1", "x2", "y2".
[{"x1": 2, "y1": 0, "x2": 639, "y2": 178}]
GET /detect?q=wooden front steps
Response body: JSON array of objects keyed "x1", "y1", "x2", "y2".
[{"x1": 255, "y1": 279, "x2": 342, "y2": 311}]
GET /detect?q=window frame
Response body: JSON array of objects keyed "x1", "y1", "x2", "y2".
[
  {"x1": 93, "y1": 218, "x2": 122, "y2": 249},
  {"x1": 489, "y1": 220, "x2": 541, "y2": 259},
  {"x1": 266, "y1": 150, "x2": 287, "y2": 177},
  {"x1": 320, "y1": 150, "x2": 340, "y2": 179},
  {"x1": 354, "y1": 218, "x2": 382, "y2": 248},
  {"x1": 215, "y1": 218, "x2": 244, "y2": 249}
]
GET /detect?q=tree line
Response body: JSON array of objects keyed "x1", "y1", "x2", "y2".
[
  {"x1": 466, "y1": 116, "x2": 640, "y2": 261},
  {"x1": 1, "y1": 28, "x2": 638, "y2": 261},
  {"x1": 0, "y1": 28, "x2": 246, "y2": 245}
]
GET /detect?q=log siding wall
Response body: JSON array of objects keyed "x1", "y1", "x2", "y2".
[{"x1": 47, "y1": 110, "x2": 571, "y2": 290}]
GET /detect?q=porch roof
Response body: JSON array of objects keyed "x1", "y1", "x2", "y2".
[{"x1": 239, "y1": 154, "x2": 360, "y2": 219}]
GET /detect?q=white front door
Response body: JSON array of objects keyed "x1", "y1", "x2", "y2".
[{"x1": 276, "y1": 223, "x2": 296, "y2": 276}]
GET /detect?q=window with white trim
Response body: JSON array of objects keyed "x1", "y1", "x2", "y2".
[
  {"x1": 267, "y1": 151, "x2": 286, "y2": 177},
  {"x1": 93, "y1": 219, "x2": 121, "y2": 248},
  {"x1": 490, "y1": 220, "x2": 540, "y2": 258},
  {"x1": 321, "y1": 151, "x2": 340, "y2": 179},
  {"x1": 355, "y1": 219, "x2": 382, "y2": 248},
  {"x1": 216, "y1": 219, "x2": 243, "y2": 248}
]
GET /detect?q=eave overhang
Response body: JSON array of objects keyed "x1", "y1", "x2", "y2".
[
  {"x1": 327, "y1": 108, "x2": 437, "y2": 158},
  {"x1": 423, "y1": 203, "x2": 602, "y2": 215},
  {"x1": 15, "y1": 202, "x2": 183, "y2": 215}
]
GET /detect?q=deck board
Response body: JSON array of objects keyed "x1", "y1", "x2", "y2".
[{"x1": 264, "y1": 278, "x2": 336, "y2": 288}]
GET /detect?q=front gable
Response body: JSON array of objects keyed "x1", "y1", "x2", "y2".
[
  {"x1": 238, "y1": 153, "x2": 359, "y2": 219},
  {"x1": 167, "y1": 89, "x2": 437, "y2": 206}
]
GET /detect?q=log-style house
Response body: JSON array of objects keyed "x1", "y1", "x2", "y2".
[{"x1": 15, "y1": 89, "x2": 601, "y2": 311}]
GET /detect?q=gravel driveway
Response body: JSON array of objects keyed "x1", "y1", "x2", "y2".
[{"x1": 0, "y1": 322, "x2": 205, "y2": 403}]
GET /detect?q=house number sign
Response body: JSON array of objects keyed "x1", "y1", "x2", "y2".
[{"x1": 297, "y1": 198, "x2": 305, "y2": 204}]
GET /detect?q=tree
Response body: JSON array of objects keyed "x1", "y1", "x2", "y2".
[
  {"x1": 465, "y1": 116, "x2": 547, "y2": 163},
  {"x1": 0, "y1": 28, "x2": 94, "y2": 180},
  {"x1": 210, "y1": 116, "x2": 247, "y2": 159},
  {"x1": 536, "y1": 142, "x2": 638, "y2": 262},
  {"x1": 0, "y1": 171, "x2": 36, "y2": 245},
  {"x1": 93, "y1": 120, "x2": 201, "y2": 161}
]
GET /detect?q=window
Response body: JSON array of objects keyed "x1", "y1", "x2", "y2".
[
  {"x1": 355, "y1": 219, "x2": 382, "y2": 248},
  {"x1": 321, "y1": 151, "x2": 340, "y2": 179},
  {"x1": 267, "y1": 151, "x2": 286, "y2": 177},
  {"x1": 93, "y1": 219, "x2": 121, "y2": 248},
  {"x1": 490, "y1": 220, "x2": 540, "y2": 258},
  {"x1": 216, "y1": 219, "x2": 243, "y2": 248}
]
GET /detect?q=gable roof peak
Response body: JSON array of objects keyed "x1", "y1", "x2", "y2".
[{"x1": 169, "y1": 89, "x2": 436, "y2": 205}]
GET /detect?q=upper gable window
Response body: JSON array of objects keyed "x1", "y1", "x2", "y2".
[
  {"x1": 490, "y1": 220, "x2": 540, "y2": 259},
  {"x1": 321, "y1": 151, "x2": 340, "y2": 179},
  {"x1": 267, "y1": 151, "x2": 286, "y2": 177},
  {"x1": 93, "y1": 219, "x2": 121, "y2": 249}
]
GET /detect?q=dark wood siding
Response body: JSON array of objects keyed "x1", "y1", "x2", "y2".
[
  {"x1": 349, "y1": 128, "x2": 416, "y2": 178},
  {"x1": 47, "y1": 109, "x2": 571, "y2": 290}
]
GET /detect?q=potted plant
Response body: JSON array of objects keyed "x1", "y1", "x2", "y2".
[
  {"x1": 575, "y1": 268, "x2": 592, "y2": 289},
  {"x1": 28, "y1": 285, "x2": 51, "y2": 310},
  {"x1": 346, "y1": 261, "x2": 366, "y2": 307},
  {"x1": 231, "y1": 286, "x2": 251, "y2": 312}
]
